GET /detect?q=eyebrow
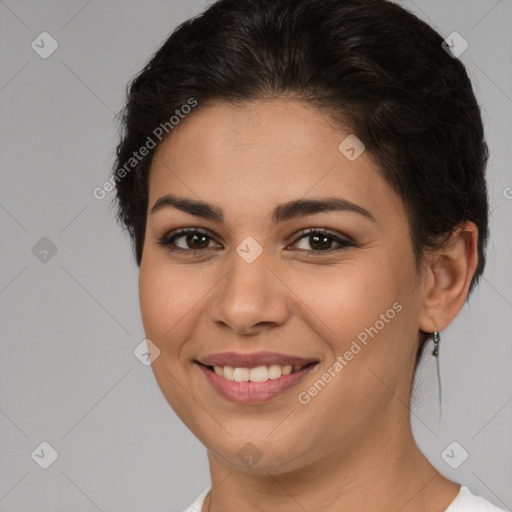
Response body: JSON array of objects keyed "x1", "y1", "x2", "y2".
[{"x1": 150, "y1": 194, "x2": 376, "y2": 224}]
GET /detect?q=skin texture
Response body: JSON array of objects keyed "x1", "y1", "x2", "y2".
[{"x1": 138, "y1": 99, "x2": 478, "y2": 512}]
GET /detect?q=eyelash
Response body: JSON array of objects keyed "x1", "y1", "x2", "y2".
[{"x1": 157, "y1": 227, "x2": 355, "y2": 256}]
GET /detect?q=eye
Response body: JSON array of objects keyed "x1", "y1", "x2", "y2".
[
  {"x1": 157, "y1": 228, "x2": 220, "y2": 252},
  {"x1": 289, "y1": 228, "x2": 354, "y2": 253},
  {"x1": 157, "y1": 227, "x2": 354, "y2": 255}
]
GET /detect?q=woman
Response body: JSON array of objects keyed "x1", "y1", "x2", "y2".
[{"x1": 112, "y1": 0, "x2": 508, "y2": 510}]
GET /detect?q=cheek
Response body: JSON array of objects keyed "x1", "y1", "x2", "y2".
[
  {"x1": 284, "y1": 255, "x2": 417, "y2": 402},
  {"x1": 138, "y1": 256, "x2": 201, "y2": 352},
  {"x1": 138, "y1": 257, "x2": 206, "y2": 423},
  {"x1": 284, "y1": 259, "x2": 403, "y2": 345},
  {"x1": 290, "y1": 265, "x2": 415, "y2": 431}
]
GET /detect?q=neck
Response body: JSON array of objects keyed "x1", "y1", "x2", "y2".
[{"x1": 203, "y1": 404, "x2": 460, "y2": 512}]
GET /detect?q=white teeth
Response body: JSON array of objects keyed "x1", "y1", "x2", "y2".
[
  {"x1": 211, "y1": 363, "x2": 304, "y2": 382},
  {"x1": 223, "y1": 366, "x2": 234, "y2": 380},
  {"x1": 281, "y1": 365, "x2": 292, "y2": 375},
  {"x1": 233, "y1": 367, "x2": 250, "y2": 382},
  {"x1": 268, "y1": 365, "x2": 282, "y2": 379},
  {"x1": 249, "y1": 366, "x2": 269, "y2": 382}
]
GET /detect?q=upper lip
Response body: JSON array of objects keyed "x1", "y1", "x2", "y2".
[{"x1": 197, "y1": 351, "x2": 319, "y2": 368}]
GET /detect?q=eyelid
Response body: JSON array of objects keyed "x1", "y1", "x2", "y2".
[
  {"x1": 287, "y1": 228, "x2": 354, "y2": 254},
  {"x1": 157, "y1": 227, "x2": 220, "y2": 249},
  {"x1": 157, "y1": 226, "x2": 355, "y2": 254},
  {"x1": 288, "y1": 227, "x2": 355, "y2": 246}
]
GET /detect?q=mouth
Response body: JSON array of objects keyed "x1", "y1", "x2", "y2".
[
  {"x1": 198, "y1": 362, "x2": 317, "y2": 382},
  {"x1": 195, "y1": 358, "x2": 319, "y2": 404}
]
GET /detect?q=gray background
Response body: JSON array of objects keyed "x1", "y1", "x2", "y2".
[{"x1": 0, "y1": 1, "x2": 511, "y2": 511}]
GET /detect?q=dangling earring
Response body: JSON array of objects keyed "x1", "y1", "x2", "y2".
[
  {"x1": 432, "y1": 327, "x2": 442, "y2": 428},
  {"x1": 432, "y1": 328, "x2": 440, "y2": 357}
]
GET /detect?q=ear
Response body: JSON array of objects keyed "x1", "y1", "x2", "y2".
[{"x1": 418, "y1": 221, "x2": 479, "y2": 333}]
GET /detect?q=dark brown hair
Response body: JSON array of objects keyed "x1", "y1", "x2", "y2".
[{"x1": 111, "y1": 0, "x2": 489, "y2": 368}]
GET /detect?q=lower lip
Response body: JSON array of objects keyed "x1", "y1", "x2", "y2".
[{"x1": 197, "y1": 363, "x2": 318, "y2": 404}]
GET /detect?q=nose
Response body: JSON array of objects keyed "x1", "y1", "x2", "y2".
[{"x1": 208, "y1": 248, "x2": 290, "y2": 336}]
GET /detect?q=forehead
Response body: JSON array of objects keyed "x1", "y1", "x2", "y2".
[
  {"x1": 147, "y1": 99, "x2": 404, "y2": 226},
  {"x1": 153, "y1": 99, "x2": 359, "y2": 168}
]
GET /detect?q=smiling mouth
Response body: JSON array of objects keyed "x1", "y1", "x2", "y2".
[{"x1": 197, "y1": 361, "x2": 318, "y2": 382}]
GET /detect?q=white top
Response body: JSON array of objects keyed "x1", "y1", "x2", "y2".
[{"x1": 181, "y1": 484, "x2": 509, "y2": 512}]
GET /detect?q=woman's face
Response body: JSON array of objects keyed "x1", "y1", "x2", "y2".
[{"x1": 139, "y1": 99, "x2": 428, "y2": 473}]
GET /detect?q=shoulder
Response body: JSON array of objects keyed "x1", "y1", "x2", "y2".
[
  {"x1": 179, "y1": 484, "x2": 510, "y2": 512},
  {"x1": 445, "y1": 485, "x2": 510, "y2": 512},
  {"x1": 180, "y1": 485, "x2": 210, "y2": 512}
]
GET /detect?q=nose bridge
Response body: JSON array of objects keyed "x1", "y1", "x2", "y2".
[
  {"x1": 209, "y1": 240, "x2": 289, "y2": 333},
  {"x1": 223, "y1": 241, "x2": 274, "y2": 307}
]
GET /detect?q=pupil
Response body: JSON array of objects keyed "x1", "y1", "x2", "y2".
[
  {"x1": 184, "y1": 233, "x2": 332, "y2": 250},
  {"x1": 310, "y1": 234, "x2": 331, "y2": 250},
  {"x1": 188, "y1": 233, "x2": 209, "y2": 249}
]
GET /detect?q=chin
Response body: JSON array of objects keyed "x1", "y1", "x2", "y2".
[{"x1": 203, "y1": 432, "x2": 316, "y2": 475}]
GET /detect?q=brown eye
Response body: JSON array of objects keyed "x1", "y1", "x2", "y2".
[
  {"x1": 179, "y1": 232, "x2": 210, "y2": 250},
  {"x1": 157, "y1": 228, "x2": 220, "y2": 252},
  {"x1": 290, "y1": 229, "x2": 354, "y2": 253}
]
